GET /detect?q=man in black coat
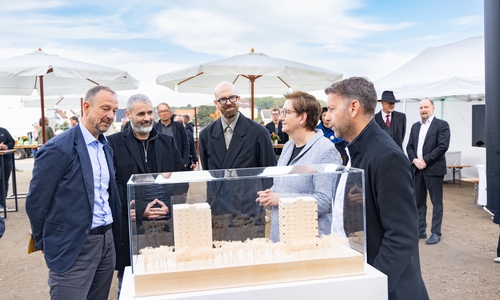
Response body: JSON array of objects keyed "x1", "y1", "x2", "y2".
[
  {"x1": 265, "y1": 108, "x2": 289, "y2": 155},
  {"x1": 0, "y1": 127, "x2": 14, "y2": 210},
  {"x1": 374, "y1": 90, "x2": 407, "y2": 149},
  {"x1": 406, "y1": 99, "x2": 450, "y2": 245},
  {"x1": 175, "y1": 115, "x2": 198, "y2": 170},
  {"x1": 199, "y1": 81, "x2": 276, "y2": 221},
  {"x1": 153, "y1": 103, "x2": 190, "y2": 169},
  {"x1": 183, "y1": 114, "x2": 195, "y2": 134},
  {"x1": 107, "y1": 94, "x2": 185, "y2": 296},
  {"x1": 325, "y1": 77, "x2": 428, "y2": 300}
]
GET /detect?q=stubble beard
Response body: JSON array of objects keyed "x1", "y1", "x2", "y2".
[{"x1": 89, "y1": 115, "x2": 112, "y2": 134}]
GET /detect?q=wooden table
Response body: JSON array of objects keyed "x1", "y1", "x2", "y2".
[
  {"x1": 446, "y1": 165, "x2": 470, "y2": 186},
  {"x1": 0, "y1": 149, "x2": 17, "y2": 218},
  {"x1": 14, "y1": 144, "x2": 40, "y2": 159}
]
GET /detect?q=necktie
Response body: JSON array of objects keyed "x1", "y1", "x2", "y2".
[
  {"x1": 224, "y1": 125, "x2": 232, "y2": 149},
  {"x1": 385, "y1": 114, "x2": 391, "y2": 127}
]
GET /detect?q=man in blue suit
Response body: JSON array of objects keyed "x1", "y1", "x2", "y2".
[
  {"x1": 26, "y1": 86, "x2": 121, "y2": 300},
  {"x1": 407, "y1": 98, "x2": 450, "y2": 245}
]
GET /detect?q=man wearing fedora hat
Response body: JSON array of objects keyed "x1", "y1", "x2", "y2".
[{"x1": 375, "y1": 91, "x2": 406, "y2": 149}]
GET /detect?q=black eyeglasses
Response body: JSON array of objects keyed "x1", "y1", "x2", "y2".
[{"x1": 217, "y1": 95, "x2": 239, "y2": 105}]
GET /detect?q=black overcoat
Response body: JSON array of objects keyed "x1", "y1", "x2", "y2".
[{"x1": 348, "y1": 120, "x2": 429, "y2": 300}]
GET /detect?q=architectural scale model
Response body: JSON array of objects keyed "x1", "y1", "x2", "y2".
[
  {"x1": 279, "y1": 196, "x2": 318, "y2": 244},
  {"x1": 173, "y1": 203, "x2": 212, "y2": 251},
  {"x1": 133, "y1": 200, "x2": 365, "y2": 297}
]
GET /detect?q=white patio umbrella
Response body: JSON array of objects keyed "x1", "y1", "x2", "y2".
[
  {"x1": 21, "y1": 94, "x2": 129, "y2": 111},
  {"x1": 156, "y1": 49, "x2": 342, "y2": 119},
  {"x1": 0, "y1": 48, "x2": 139, "y2": 142}
]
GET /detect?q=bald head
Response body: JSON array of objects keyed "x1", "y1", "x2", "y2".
[
  {"x1": 174, "y1": 115, "x2": 183, "y2": 123},
  {"x1": 419, "y1": 98, "x2": 435, "y2": 123},
  {"x1": 214, "y1": 81, "x2": 237, "y2": 98}
]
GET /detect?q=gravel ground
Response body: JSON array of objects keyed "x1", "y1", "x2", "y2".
[{"x1": 0, "y1": 159, "x2": 499, "y2": 299}]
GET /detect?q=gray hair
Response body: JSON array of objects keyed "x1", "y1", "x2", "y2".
[
  {"x1": 324, "y1": 77, "x2": 377, "y2": 117},
  {"x1": 84, "y1": 86, "x2": 117, "y2": 105},
  {"x1": 127, "y1": 94, "x2": 152, "y2": 111}
]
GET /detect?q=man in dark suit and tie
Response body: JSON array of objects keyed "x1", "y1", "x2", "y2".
[
  {"x1": 199, "y1": 81, "x2": 276, "y2": 224},
  {"x1": 26, "y1": 86, "x2": 122, "y2": 299},
  {"x1": 374, "y1": 91, "x2": 406, "y2": 149},
  {"x1": 407, "y1": 98, "x2": 450, "y2": 245}
]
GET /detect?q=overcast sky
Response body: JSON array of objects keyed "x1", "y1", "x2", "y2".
[{"x1": 0, "y1": 0, "x2": 484, "y2": 107}]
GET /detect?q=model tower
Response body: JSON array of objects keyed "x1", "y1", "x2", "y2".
[
  {"x1": 173, "y1": 203, "x2": 212, "y2": 249},
  {"x1": 279, "y1": 196, "x2": 318, "y2": 244}
]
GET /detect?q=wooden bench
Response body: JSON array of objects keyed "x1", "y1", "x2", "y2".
[
  {"x1": 461, "y1": 178, "x2": 479, "y2": 204},
  {"x1": 446, "y1": 165, "x2": 471, "y2": 186}
]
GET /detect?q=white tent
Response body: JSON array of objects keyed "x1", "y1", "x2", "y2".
[
  {"x1": 373, "y1": 36, "x2": 486, "y2": 179},
  {"x1": 374, "y1": 36, "x2": 484, "y2": 99}
]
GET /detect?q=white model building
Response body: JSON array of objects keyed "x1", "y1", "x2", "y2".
[
  {"x1": 279, "y1": 196, "x2": 318, "y2": 244},
  {"x1": 173, "y1": 203, "x2": 212, "y2": 249}
]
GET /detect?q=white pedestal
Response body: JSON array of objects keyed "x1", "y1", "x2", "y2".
[{"x1": 119, "y1": 264, "x2": 387, "y2": 300}]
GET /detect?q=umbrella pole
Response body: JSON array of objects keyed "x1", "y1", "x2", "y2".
[
  {"x1": 80, "y1": 97, "x2": 84, "y2": 117},
  {"x1": 250, "y1": 77, "x2": 255, "y2": 120},
  {"x1": 40, "y1": 75, "x2": 47, "y2": 144}
]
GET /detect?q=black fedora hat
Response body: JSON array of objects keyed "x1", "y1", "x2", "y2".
[{"x1": 379, "y1": 91, "x2": 400, "y2": 103}]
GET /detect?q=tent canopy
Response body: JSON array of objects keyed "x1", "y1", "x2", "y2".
[{"x1": 374, "y1": 36, "x2": 484, "y2": 99}]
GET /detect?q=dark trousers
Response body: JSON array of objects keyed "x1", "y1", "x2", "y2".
[
  {"x1": 414, "y1": 170, "x2": 444, "y2": 236},
  {"x1": 48, "y1": 229, "x2": 115, "y2": 300},
  {"x1": 0, "y1": 155, "x2": 13, "y2": 207}
]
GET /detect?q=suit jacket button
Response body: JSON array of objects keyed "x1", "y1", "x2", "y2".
[{"x1": 85, "y1": 230, "x2": 89, "y2": 234}]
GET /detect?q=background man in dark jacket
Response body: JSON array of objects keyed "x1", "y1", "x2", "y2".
[
  {"x1": 265, "y1": 108, "x2": 288, "y2": 155},
  {"x1": 183, "y1": 114, "x2": 195, "y2": 134},
  {"x1": 0, "y1": 127, "x2": 14, "y2": 211},
  {"x1": 325, "y1": 77, "x2": 428, "y2": 300},
  {"x1": 407, "y1": 99, "x2": 450, "y2": 245},
  {"x1": 153, "y1": 102, "x2": 189, "y2": 169},
  {"x1": 175, "y1": 115, "x2": 198, "y2": 170},
  {"x1": 374, "y1": 90, "x2": 407, "y2": 149}
]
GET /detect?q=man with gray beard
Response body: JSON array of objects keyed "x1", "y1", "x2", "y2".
[{"x1": 107, "y1": 94, "x2": 185, "y2": 297}]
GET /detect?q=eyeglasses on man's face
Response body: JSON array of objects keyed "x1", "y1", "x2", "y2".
[
  {"x1": 217, "y1": 95, "x2": 239, "y2": 105},
  {"x1": 158, "y1": 109, "x2": 170, "y2": 114},
  {"x1": 280, "y1": 109, "x2": 296, "y2": 117}
]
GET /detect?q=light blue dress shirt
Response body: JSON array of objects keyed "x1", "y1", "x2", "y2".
[{"x1": 79, "y1": 125, "x2": 113, "y2": 229}]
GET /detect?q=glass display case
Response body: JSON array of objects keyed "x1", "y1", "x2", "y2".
[{"x1": 127, "y1": 164, "x2": 366, "y2": 297}]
